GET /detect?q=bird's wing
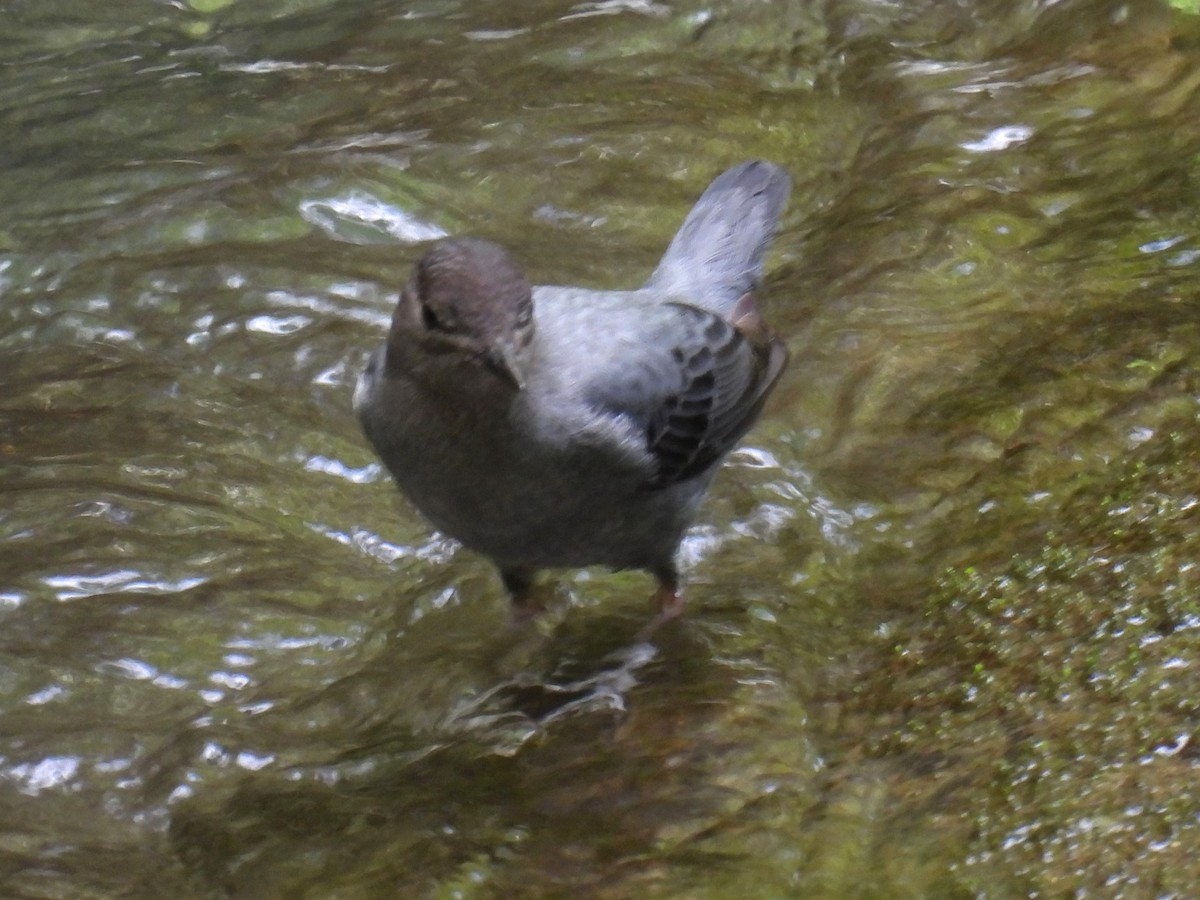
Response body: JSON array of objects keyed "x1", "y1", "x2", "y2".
[{"x1": 584, "y1": 299, "x2": 788, "y2": 489}]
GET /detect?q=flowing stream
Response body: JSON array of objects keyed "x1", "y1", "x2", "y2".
[{"x1": 3, "y1": 0, "x2": 1200, "y2": 896}]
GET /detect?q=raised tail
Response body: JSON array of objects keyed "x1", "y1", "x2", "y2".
[{"x1": 643, "y1": 160, "x2": 791, "y2": 318}]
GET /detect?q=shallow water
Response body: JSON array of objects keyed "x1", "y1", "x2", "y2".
[{"x1": 4, "y1": 0, "x2": 1200, "y2": 896}]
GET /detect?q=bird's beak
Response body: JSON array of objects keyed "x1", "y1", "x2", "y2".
[{"x1": 482, "y1": 341, "x2": 526, "y2": 391}]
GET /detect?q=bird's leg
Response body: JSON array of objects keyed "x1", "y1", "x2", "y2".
[
  {"x1": 501, "y1": 566, "x2": 543, "y2": 621},
  {"x1": 635, "y1": 564, "x2": 686, "y2": 643},
  {"x1": 650, "y1": 563, "x2": 686, "y2": 620}
]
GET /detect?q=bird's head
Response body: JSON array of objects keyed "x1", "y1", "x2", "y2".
[{"x1": 388, "y1": 237, "x2": 534, "y2": 391}]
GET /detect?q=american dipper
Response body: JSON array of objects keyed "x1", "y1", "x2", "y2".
[{"x1": 354, "y1": 160, "x2": 790, "y2": 619}]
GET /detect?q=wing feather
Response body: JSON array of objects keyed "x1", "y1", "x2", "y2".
[{"x1": 642, "y1": 302, "x2": 787, "y2": 488}]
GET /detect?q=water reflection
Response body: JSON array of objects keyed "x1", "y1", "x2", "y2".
[
  {"x1": 169, "y1": 615, "x2": 817, "y2": 896},
  {"x1": 43, "y1": 571, "x2": 209, "y2": 601},
  {"x1": 300, "y1": 192, "x2": 449, "y2": 244},
  {"x1": 3, "y1": 0, "x2": 1200, "y2": 896},
  {"x1": 7, "y1": 756, "x2": 81, "y2": 795}
]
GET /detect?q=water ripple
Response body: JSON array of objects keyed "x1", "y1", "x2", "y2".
[{"x1": 42, "y1": 571, "x2": 207, "y2": 601}]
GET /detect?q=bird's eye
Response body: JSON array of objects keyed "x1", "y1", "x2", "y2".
[{"x1": 421, "y1": 302, "x2": 444, "y2": 332}]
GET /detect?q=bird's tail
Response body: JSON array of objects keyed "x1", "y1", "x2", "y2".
[{"x1": 643, "y1": 160, "x2": 791, "y2": 319}]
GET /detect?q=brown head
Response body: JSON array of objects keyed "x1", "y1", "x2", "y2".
[{"x1": 387, "y1": 237, "x2": 534, "y2": 390}]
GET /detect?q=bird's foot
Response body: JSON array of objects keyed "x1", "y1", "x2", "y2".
[
  {"x1": 636, "y1": 582, "x2": 686, "y2": 643},
  {"x1": 502, "y1": 567, "x2": 546, "y2": 624},
  {"x1": 510, "y1": 592, "x2": 547, "y2": 624},
  {"x1": 653, "y1": 582, "x2": 686, "y2": 620}
]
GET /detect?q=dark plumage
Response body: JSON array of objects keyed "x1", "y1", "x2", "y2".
[{"x1": 354, "y1": 161, "x2": 791, "y2": 619}]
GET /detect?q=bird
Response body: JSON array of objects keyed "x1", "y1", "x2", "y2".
[{"x1": 354, "y1": 160, "x2": 790, "y2": 622}]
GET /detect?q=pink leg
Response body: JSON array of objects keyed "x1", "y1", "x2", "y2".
[
  {"x1": 637, "y1": 572, "x2": 686, "y2": 642},
  {"x1": 652, "y1": 580, "x2": 686, "y2": 620}
]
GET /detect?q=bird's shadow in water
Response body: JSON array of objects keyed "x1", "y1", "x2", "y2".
[
  {"x1": 167, "y1": 593, "x2": 751, "y2": 896},
  {"x1": 417, "y1": 577, "x2": 718, "y2": 747}
]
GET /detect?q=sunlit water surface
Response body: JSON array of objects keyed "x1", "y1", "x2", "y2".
[{"x1": 4, "y1": 0, "x2": 1200, "y2": 896}]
